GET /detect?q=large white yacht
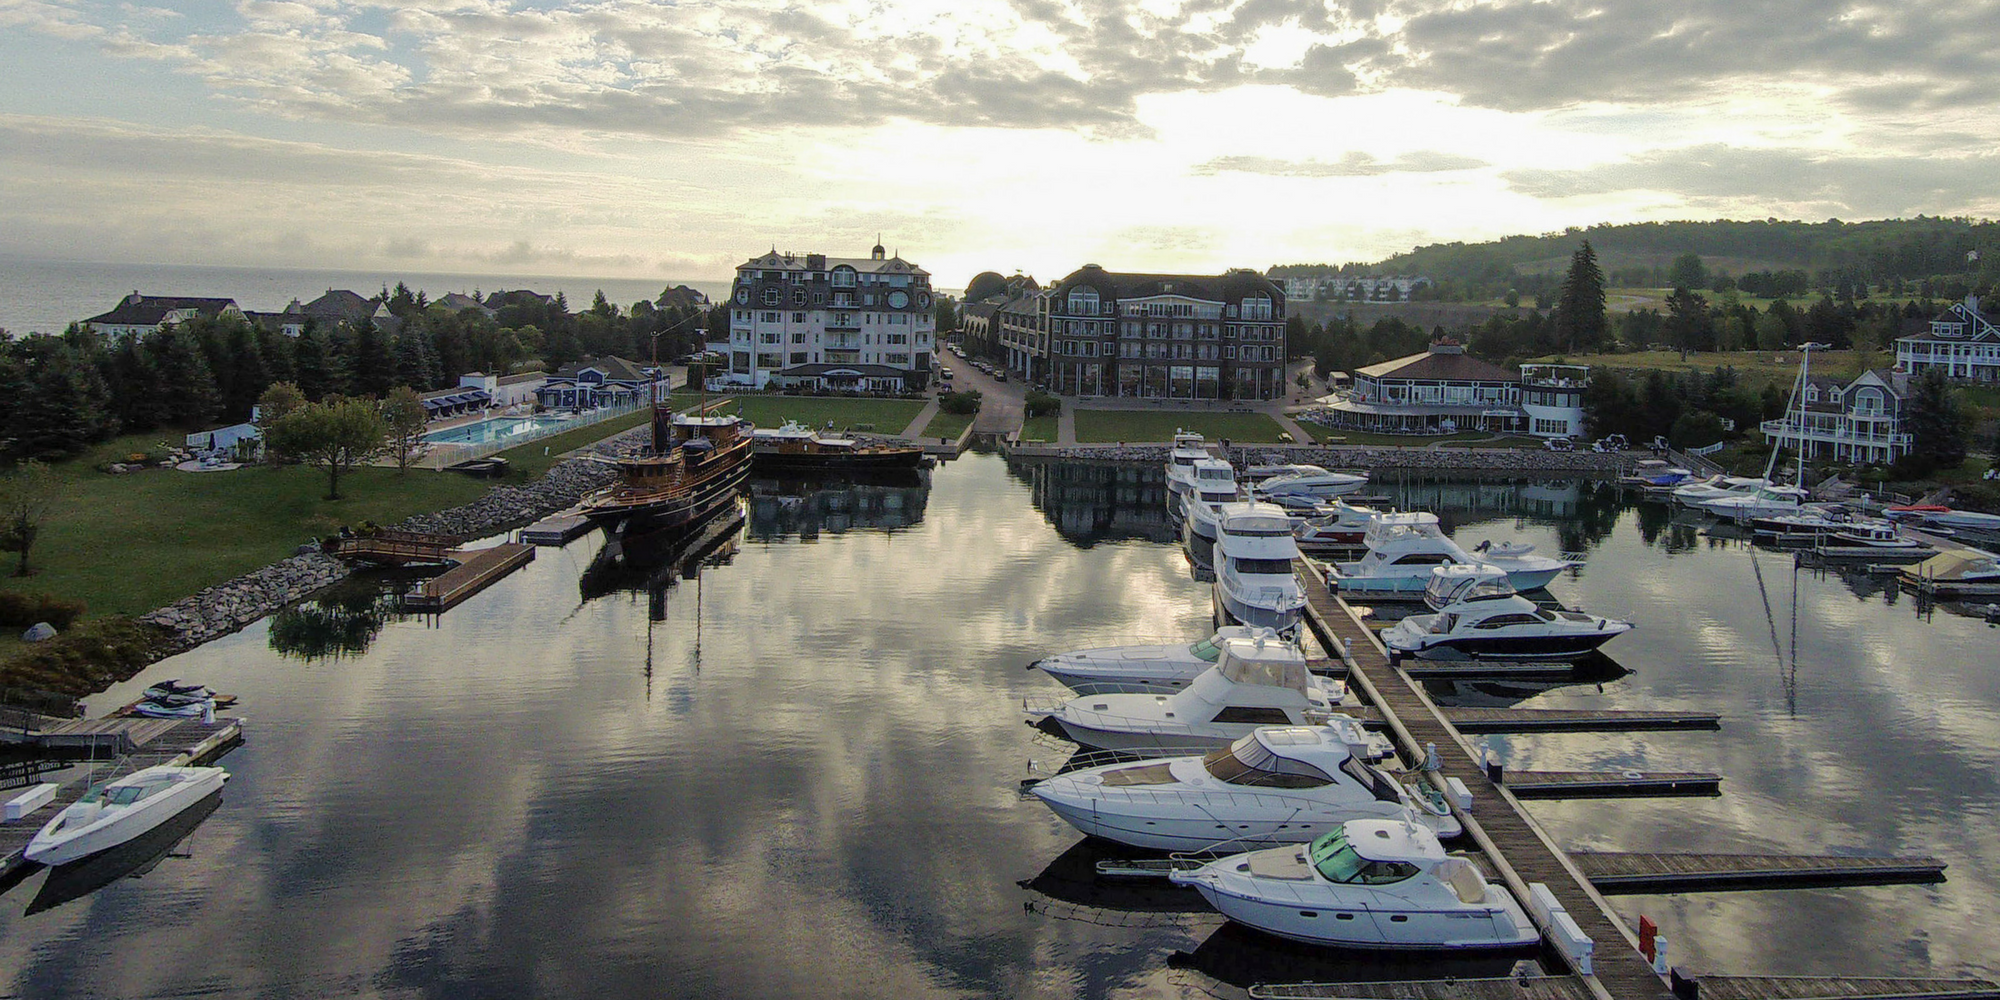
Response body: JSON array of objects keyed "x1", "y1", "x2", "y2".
[
  {"x1": 1325, "y1": 513, "x2": 1574, "y2": 595},
  {"x1": 1033, "y1": 626, "x2": 1300, "y2": 695},
  {"x1": 1252, "y1": 467, "x2": 1369, "y2": 500},
  {"x1": 1212, "y1": 501, "x2": 1308, "y2": 633},
  {"x1": 1701, "y1": 484, "x2": 1813, "y2": 521},
  {"x1": 1028, "y1": 632, "x2": 1354, "y2": 753},
  {"x1": 1181, "y1": 457, "x2": 1241, "y2": 542},
  {"x1": 1169, "y1": 819, "x2": 1540, "y2": 951},
  {"x1": 1671, "y1": 475, "x2": 1768, "y2": 507},
  {"x1": 1030, "y1": 726, "x2": 1462, "y2": 852},
  {"x1": 1383, "y1": 580, "x2": 1633, "y2": 661},
  {"x1": 1163, "y1": 431, "x2": 1209, "y2": 507}
]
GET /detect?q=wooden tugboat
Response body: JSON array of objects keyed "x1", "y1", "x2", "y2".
[
  {"x1": 749, "y1": 421, "x2": 929, "y2": 473},
  {"x1": 580, "y1": 405, "x2": 755, "y2": 531}
]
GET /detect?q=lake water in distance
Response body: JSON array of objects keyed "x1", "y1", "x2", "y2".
[{"x1": 1, "y1": 453, "x2": 1995, "y2": 998}]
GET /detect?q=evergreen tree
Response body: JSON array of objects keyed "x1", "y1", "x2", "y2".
[
  {"x1": 349, "y1": 322, "x2": 397, "y2": 397},
  {"x1": 222, "y1": 321, "x2": 269, "y2": 422},
  {"x1": 393, "y1": 330, "x2": 431, "y2": 390},
  {"x1": 109, "y1": 337, "x2": 171, "y2": 432},
  {"x1": 147, "y1": 328, "x2": 221, "y2": 427},
  {"x1": 10, "y1": 339, "x2": 114, "y2": 459},
  {"x1": 259, "y1": 327, "x2": 296, "y2": 389},
  {"x1": 1553, "y1": 241, "x2": 1607, "y2": 352},
  {"x1": 294, "y1": 325, "x2": 340, "y2": 400},
  {"x1": 1903, "y1": 369, "x2": 1968, "y2": 475}
]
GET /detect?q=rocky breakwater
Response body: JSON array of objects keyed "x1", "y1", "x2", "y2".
[
  {"x1": 1032, "y1": 442, "x2": 1629, "y2": 473},
  {"x1": 392, "y1": 448, "x2": 620, "y2": 539}
]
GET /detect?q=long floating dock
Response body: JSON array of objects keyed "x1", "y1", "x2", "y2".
[
  {"x1": 401, "y1": 543, "x2": 536, "y2": 612},
  {"x1": 1573, "y1": 852, "x2": 1948, "y2": 893},
  {"x1": 521, "y1": 510, "x2": 594, "y2": 545},
  {"x1": 1441, "y1": 707, "x2": 1722, "y2": 733},
  {"x1": 1252, "y1": 976, "x2": 2000, "y2": 1000},
  {"x1": 1505, "y1": 770, "x2": 1723, "y2": 799},
  {"x1": 0, "y1": 716, "x2": 244, "y2": 882}
]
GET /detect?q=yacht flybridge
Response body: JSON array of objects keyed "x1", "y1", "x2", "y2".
[
  {"x1": 1027, "y1": 632, "x2": 1359, "y2": 754},
  {"x1": 1383, "y1": 574, "x2": 1632, "y2": 661},
  {"x1": 1324, "y1": 513, "x2": 1574, "y2": 595},
  {"x1": 1164, "y1": 431, "x2": 1210, "y2": 506},
  {"x1": 1182, "y1": 458, "x2": 1241, "y2": 542},
  {"x1": 1032, "y1": 626, "x2": 1300, "y2": 695},
  {"x1": 1030, "y1": 726, "x2": 1462, "y2": 853}
]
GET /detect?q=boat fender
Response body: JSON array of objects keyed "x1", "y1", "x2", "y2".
[{"x1": 1423, "y1": 742, "x2": 1440, "y2": 772}]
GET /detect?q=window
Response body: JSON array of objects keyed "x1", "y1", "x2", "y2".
[
  {"x1": 832, "y1": 267, "x2": 856, "y2": 287},
  {"x1": 760, "y1": 311, "x2": 779, "y2": 323},
  {"x1": 1211, "y1": 706, "x2": 1294, "y2": 725},
  {"x1": 762, "y1": 288, "x2": 779, "y2": 305},
  {"x1": 789, "y1": 351, "x2": 808, "y2": 365},
  {"x1": 793, "y1": 312, "x2": 805, "y2": 323},
  {"x1": 791, "y1": 332, "x2": 806, "y2": 344}
]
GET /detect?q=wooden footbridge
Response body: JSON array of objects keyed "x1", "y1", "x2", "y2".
[
  {"x1": 1272, "y1": 557, "x2": 1983, "y2": 1000},
  {"x1": 328, "y1": 530, "x2": 537, "y2": 613}
]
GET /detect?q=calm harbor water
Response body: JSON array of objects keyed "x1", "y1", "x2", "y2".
[{"x1": 2, "y1": 452, "x2": 1997, "y2": 997}]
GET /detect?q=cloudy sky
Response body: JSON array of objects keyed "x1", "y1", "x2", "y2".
[{"x1": 2, "y1": 0, "x2": 1996, "y2": 286}]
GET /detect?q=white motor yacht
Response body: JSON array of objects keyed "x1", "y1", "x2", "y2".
[
  {"x1": 1383, "y1": 586, "x2": 1632, "y2": 661},
  {"x1": 1182, "y1": 458, "x2": 1241, "y2": 542},
  {"x1": 1028, "y1": 632, "x2": 1355, "y2": 753},
  {"x1": 1033, "y1": 626, "x2": 1298, "y2": 695},
  {"x1": 26, "y1": 766, "x2": 229, "y2": 866},
  {"x1": 1163, "y1": 431, "x2": 1209, "y2": 505},
  {"x1": 1326, "y1": 513, "x2": 1574, "y2": 595},
  {"x1": 1170, "y1": 820, "x2": 1540, "y2": 951},
  {"x1": 1213, "y1": 502, "x2": 1309, "y2": 633},
  {"x1": 1671, "y1": 475, "x2": 1768, "y2": 507},
  {"x1": 1292, "y1": 500, "x2": 1384, "y2": 552},
  {"x1": 1031, "y1": 725, "x2": 1462, "y2": 852},
  {"x1": 1701, "y1": 484, "x2": 1813, "y2": 521},
  {"x1": 1253, "y1": 468, "x2": 1369, "y2": 500},
  {"x1": 1242, "y1": 462, "x2": 1333, "y2": 484}
]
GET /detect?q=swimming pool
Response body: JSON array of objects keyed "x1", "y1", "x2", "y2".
[{"x1": 423, "y1": 413, "x2": 574, "y2": 446}]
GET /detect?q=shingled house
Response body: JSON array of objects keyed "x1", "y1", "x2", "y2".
[{"x1": 82, "y1": 293, "x2": 243, "y2": 338}]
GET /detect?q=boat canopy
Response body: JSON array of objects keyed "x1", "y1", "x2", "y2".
[
  {"x1": 1202, "y1": 729, "x2": 1339, "y2": 787},
  {"x1": 1362, "y1": 512, "x2": 1445, "y2": 547},
  {"x1": 1908, "y1": 548, "x2": 2000, "y2": 580},
  {"x1": 1215, "y1": 649, "x2": 1311, "y2": 692}
]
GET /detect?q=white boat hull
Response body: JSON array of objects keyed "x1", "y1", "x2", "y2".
[
  {"x1": 1215, "y1": 584, "x2": 1304, "y2": 634},
  {"x1": 1033, "y1": 784, "x2": 1460, "y2": 851},
  {"x1": 26, "y1": 767, "x2": 228, "y2": 866},
  {"x1": 1183, "y1": 880, "x2": 1538, "y2": 951}
]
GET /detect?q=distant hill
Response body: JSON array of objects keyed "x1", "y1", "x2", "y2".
[{"x1": 1274, "y1": 217, "x2": 1999, "y2": 291}]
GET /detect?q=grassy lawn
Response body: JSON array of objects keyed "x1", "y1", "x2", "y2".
[
  {"x1": 1019, "y1": 415, "x2": 1059, "y2": 443},
  {"x1": 670, "y1": 393, "x2": 925, "y2": 436},
  {"x1": 1072, "y1": 410, "x2": 1290, "y2": 444},
  {"x1": 922, "y1": 410, "x2": 976, "y2": 441}
]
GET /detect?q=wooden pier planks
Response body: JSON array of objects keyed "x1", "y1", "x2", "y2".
[
  {"x1": 1573, "y1": 851, "x2": 1947, "y2": 893},
  {"x1": 1253, "y1": 977, "x2": 1599, "y2": 1000},
  {"x1": 1252, "y1": 977, "x2": 2000, "y2": 1000},
  {"x1": 1505, "y1": 771, "x2": 1723, "y2": 799},
  {"x1": 0, "y1": 717, "x2": 243, "y2": 881},
  {"x1": 401, "y1": 543, "x2": 536, "y2": 612},
  {"x1": 1295, "y1": 559, "x2": 1676, "y2": 1000}
]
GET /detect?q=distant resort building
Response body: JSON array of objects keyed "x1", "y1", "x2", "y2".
[
  {"x1": 1276, "y1": 275, "x2": 1431, "y2": 303},
  {"x1": 996, "y1": 286, "x2": 1049, "y2": 383},
  {"x1": 1043, "y1": 265, "x2": 1288, "y2": 400},
  {"x1": 1760, "y1": 369, "x2": 1910, "y2": 465},
  {"x1": 82, "y1": 293, "x2": 243, "y2": 338},
  {"x1": 535, "y1": 356, "x2": 668, "y2": 411},
  {"x1": 1896, "y1": 295, "x2": 1999, "y2": 382},
  {"x1": 1317, "y1": 339, "x2": 1587, "y2": 437},
  {"x1": 715, "y1": 241, "x2": 937, "y2": 392}
]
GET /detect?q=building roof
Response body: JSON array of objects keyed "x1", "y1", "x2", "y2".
[
  {"x1": 549, "y1": 355, "x2": 653, "y2": 382},
  {"x1": 1045, "y1": 265, "x2": 1282, "y2": 306},
  {"x1": 434, "y1": 292, "x2": 495, "y2": 315},
  {"x1": 1354, "y1": 344, "x2": 1519, "y2": 383},
  {"x1": 497, "y1": 370, "x2": 547, "y2": 386},
  {"x1": 299, "y1": 289, "x2": 378, "y2": 321},
  {"x1": 738, "y1": 250, "x2": 930, "y2": 278},
  {"x1": 83, "y1": 293, "x2": 239, "y2": 327}
]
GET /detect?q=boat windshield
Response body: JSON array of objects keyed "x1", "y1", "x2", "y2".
[
  {"x1": 1340, "y1": 757, "x2": 1403, "y2": 802},
  {"x1": 1188, "y1": 637, "x2": 1224, "y2": 662},
  {"x1": 1232, "y1": 558, "x2": 1294, "y2": 575},
  {"x1": 99, "y1": 783, "x2": 162, "y2": 806},
  {"x1": 1202, "y1": 741, "x2": 1334, "y2": 788},
  {"x1": 1307, "y1": 829, "x2": 1420, "y2": 884}
]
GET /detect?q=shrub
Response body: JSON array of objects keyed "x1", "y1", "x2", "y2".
[
  {"x1": 1024, "y1": 391, "x2": 1061, "y2": 418},
  {"x1": 0, "y1": 591, "x2": 87, "y2": 629},
  {"x1": 939, "y1": 390, "x2": 983, "y2": 416}
]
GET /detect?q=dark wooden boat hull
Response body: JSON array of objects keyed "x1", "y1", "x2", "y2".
[
  {"x1": 582, "y1": 448, "x2": 753, "y2": 530},
  {"x1": 750, "y1": 449, "x2": 928, "y2": 473}
]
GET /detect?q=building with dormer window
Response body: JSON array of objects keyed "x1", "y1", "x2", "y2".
[
  {"x1": 1042, "y1": 265, "x2": 1287, "y2": 399},
  {"x1": 82, "y1": 293, "x2": 244, "y2": 338},
  {"x1": 535, "y1": 356, "x2": 668, "y2": 411},
  {"x1": 1759, "y1": 369, "x2": 1909, "y2": 465},
  {"x1": 716, "y1": 241, "x2": 936, "y2": 392},
  {"x1": 1315, "y1": 340, "x2": 1587, "y2": 437},
  {"x1": 1896, "y1": 295, "x2": 1999, "y2": 382}
]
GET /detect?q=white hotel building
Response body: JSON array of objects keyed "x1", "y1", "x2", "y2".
[{"x1": 716, "y1": 243, "x2": 936, "y2": 392}]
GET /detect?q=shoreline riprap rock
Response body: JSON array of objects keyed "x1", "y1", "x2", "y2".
[{"x1": 1014, "y1": 443, "x2": 1632, "y2": 473}]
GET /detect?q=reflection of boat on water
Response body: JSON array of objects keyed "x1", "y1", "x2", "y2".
[
  {"x1": 580, "y1": 407, "x2": 754, "y2": 531},
  {"x1": 1416, "y1": 655, "x2": 1627, "y2": 708},
  {"x1": 1019, "y1": 838, "x2": 1213, "y2": 916},
  {"x1": 578, "y1": 504, "x2": 745, "y2": 608},
  {"x1": 1171, "y1": 921, "x2": 1535, "y2": 991},
  {"x1": 26, "y1": 790, "x2": 223, "y2": 915},
  {"x1": 746, "y1": 469, "x2": 930, "y2": 539}
]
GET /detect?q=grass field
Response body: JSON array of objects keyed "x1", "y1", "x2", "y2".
[
  {"x1": 922, "y1": 410, "x2": 976, "y2": 441},
  {"x1": 1538, "y1": 349, "x2": 1876, "y2": 387},
  {"x1": 1072, "y1": 410, "x2": 1290, "y2": 444},
  {"x1": 1019, "y1": 415, "x2": 1059, "y2": 443},
  {"x1": 1299, "y1": 427, "x2": 1530, "y2": 447},
  {"x1": 672, "y1": 394, "x2": 925, "y2": 436}
]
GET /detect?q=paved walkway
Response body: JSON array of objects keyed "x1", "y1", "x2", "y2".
[{"x1": 897, "y1": 396, "x2": 941, "y2": 439}]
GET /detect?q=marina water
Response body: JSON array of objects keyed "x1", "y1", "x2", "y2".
[{"x1": 1, "y1": 453, "x2": 1994, "y2": 997}]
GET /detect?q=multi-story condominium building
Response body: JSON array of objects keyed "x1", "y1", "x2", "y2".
[
  {"x1": 1042, "y1": 265, "x2": 1288, "y2": 400},
  {"x1": 996, "y1": 291, "x2": 1048, "y2": 382},
  {"x1": 1896, "y1": 295, "x2": 1999, "y2": 383},
  {"x1": 1760, "y1": 369, "x2": 1910, "y2": 465},
  {"x1": 1318, "y1": 340, "x2": 1587, "y2": 437},
  {"x1": 719, "y1": 242, "x2": 936, "y2": 392}
]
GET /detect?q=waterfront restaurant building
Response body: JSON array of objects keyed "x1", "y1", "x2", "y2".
[
  {"x1": 1320, "y1": 339, "x2": 1588, "y2": 437},
  {"x1": 1042, "y1": 265, "x2": 1288, "y2": 400},
  {"x1": 717, "y1": 242, "x2": 936, "y2": 392}
]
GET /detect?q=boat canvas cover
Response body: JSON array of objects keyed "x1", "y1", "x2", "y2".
[{"x1": 1909, "y1": 548, "x2": 2000, "y2": 580}]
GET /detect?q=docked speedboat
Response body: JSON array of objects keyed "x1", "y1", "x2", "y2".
[
  {"x1": 1169, "y1": 819, "x2": 1539, "y2": 951},
  {"x1": 1383, "y1": 587, "x2": 1632, "y2": 661},
  {"x1": 1701, "y1": 485, "x2": 1813, "y2": 521},
  {"x1": 1242, "y1": 462, "x2": 1332, "y2": 485},
  {"x1": 1619, "y1": 459, "x2": 1693, "y2": 489},
  {"x1": 1671, "y1": 475, "x2": 1767, "y2": 507},
  {"x1": 1292, "y1": 500, "x2": 1383, "y2": 552},
  {"x1": 1033, "y1": 626, "x2": 1298, "y2": 695},
  {"x1": 1028, "y1": 632, "x2": 1355, "y2": 753},
  {"x1": 1164, "y1": 431, "x2": 1209, "y2": 505},
  {"x1": 26, "y1": 766, "x2": 229, "y2": 866},
  {"x1": 1030, "y1": 725, "x2": 1462, "y2": 852},
  {"x1": 1181, "y1": 458, "x2": 1241, "y2": 542},
  {"x1": 1253, "y1": 467, "x2": 1369, "y2": 500},
  {"x1": 1326, "y1": 513, "x2": 1574, "y2": 595},
  {"x1": 1213, "y1": 502, "x2": 1308, "y2": 633}
]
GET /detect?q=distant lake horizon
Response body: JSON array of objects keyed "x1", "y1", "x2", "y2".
[{"x1": 0, "y1": 255, "x2": 737, "y2": 336}]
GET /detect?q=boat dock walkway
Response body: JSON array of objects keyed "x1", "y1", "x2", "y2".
[
  {"x1": 1505, "y1": 771, "x2": 1723, "y2": 799},
  {"x1": 521, "y1": 510, "x2": 594, "y2": 545},
  {"x1": 401, "y1": 543, "x2": 536, "y2": 612},
  {"x1": 1292, "y1": 558, "x2": 1958, "y2": 1000},
  {"x1": 1252, "y1": 976, "x2": 2000, "y2": 1000},
  {"x1": 0, "y1": 715, "x2": 243, "y2": 882}
]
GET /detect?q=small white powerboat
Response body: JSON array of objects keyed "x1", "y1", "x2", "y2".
[
  {"x1": 1383, "y1": 589, "x2": 1632, "y2": 661},
  {"x1": 1327, "y1": 513, "x2": 1575, "y2": 595},
  {"x1": 1033, "y1": 626, "x2": 1298, "y2": 695},
  {"x1": 1028, "y1": 632, "x2": 1357, "y2": 754},
  {"x1": 1701, "y1": 484, "x2": 1812, "y2": 521},
  {"x1": 1671, "y1": 475, "x2": 1768, "y2": 507},
  {"x1": 1168, "y1": 819, "x2": 1539, "y2": 951},
  {"x1": 1030, "y1": 725, "x2": 1462, "y2": 852},
  {"x1": 1252, "y1": 467, "x2": 1369, "y2": 499},
  {"x1": 26, "y1": 766, "x2": 229, "y2": 866}
]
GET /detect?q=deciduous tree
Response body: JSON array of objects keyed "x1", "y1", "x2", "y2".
[
  {"x1": 380, "y1": 386, "x2": 429, "y2": 474},
  {"x1": 0, "y1": 459, "x2": 58, "y2": 577},
  {"x1": 264, "y1": 396, "x2": 387, "y2": 500}
]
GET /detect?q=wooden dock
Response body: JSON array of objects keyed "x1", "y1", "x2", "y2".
[
  {"x1": 1441, "y1": 707, "x2": 1722, "y2": 733},
  {"x1": 1573, "y1": 851, "x2": 1947, "y2": 893},
  {"x1": 0, "y1": 716, "x2": 244, "y2": 882},
  {"x1": 1252, "y1": 977, "x2": 2000, "y2": 1000},
  {"x1": 521, "y1": 510, "x2": 594, "y2": 545},
  {"x1": 401, "y1": 543, "x2": 536, "y2": 612},
  {"x1": 330, "y1": 529, "x2": 456, "y2": 565},
  {"x1": 1505, "y1": 771, "x2": 1723, "y2": 799}
]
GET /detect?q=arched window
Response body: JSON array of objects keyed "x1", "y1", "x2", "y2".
[
  {"x1": 832, "y1": 266, "x2": 857, "y2": 288},
  {"x1": 1066, "y1": 286, "x2": 1099, "y2": 315}
]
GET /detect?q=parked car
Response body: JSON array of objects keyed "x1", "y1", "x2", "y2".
[
  {"x1": 1544, "y1": 437, "x2": 1576, "y2": 451},
  {"x1": 995, "y1": 371, "x2": 1008, "y2": 382}
]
